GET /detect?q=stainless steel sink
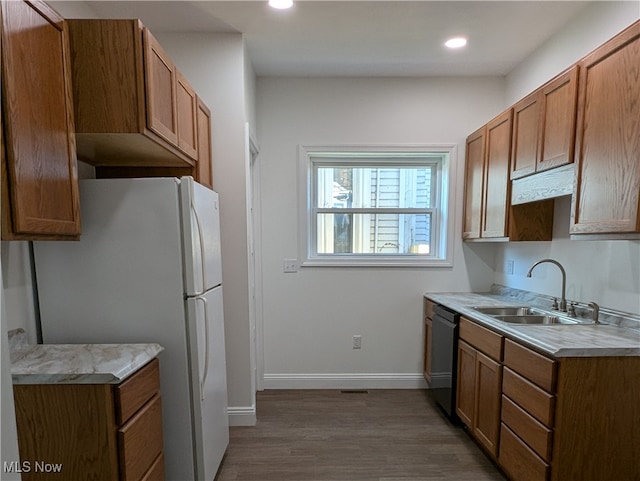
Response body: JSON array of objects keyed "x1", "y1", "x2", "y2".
[
  {"x1": 472, "y1": 305, "x2": 588, "y2": 325},
  {"x1": 492, "y1": 314, "x2": 578, "y2": 325},
  {"x1": 472, "y1": 306, "x2": 536, "y2": 316}
]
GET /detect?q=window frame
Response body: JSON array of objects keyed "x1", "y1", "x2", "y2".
[{"x1": 298, "y1": 144, "x2": 457, "y2": 267}]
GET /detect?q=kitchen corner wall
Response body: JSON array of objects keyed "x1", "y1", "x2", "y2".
[
  {"x1": 496, "y1": 1, "x2": 640, "y2": 315},
  {"x1": 256, "y1": 76, "x2": 504, "y2": 388}
]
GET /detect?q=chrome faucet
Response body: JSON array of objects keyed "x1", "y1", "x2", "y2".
[
  {"x1": 526, "y1": 258, "x2": 567, "y2": 312},
  {"x1": 588, "y1": 302, "x2": 600, "y2": 324}
]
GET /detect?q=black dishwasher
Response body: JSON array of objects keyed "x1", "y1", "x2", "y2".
[{"x1": 430, "y1": 304, "x2": 460, "y2": 421}]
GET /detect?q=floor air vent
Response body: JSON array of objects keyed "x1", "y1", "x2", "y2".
[{"x1": 340, "y1": 390, "x2": 369, "y2": 394}]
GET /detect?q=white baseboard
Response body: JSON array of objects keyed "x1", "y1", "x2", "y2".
[
  {"x1": 227, "y1": 405, "x2": 257, "y2": 426},
  {"x1": 263, "y1": 373, "x2": 429, "y2": 390}
]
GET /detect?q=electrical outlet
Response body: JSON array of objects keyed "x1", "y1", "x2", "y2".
[
  {"x1": 506, "y1": 259, "x2": 514, "y2": 275},
  {"x1": 352, "y1": 335, "x2": 362, "y2": 349},
  {"x1": 283, "y1": 259, "x2": 298, "y2": 273}
]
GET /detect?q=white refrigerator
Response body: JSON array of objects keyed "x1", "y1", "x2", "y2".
[{"x1": 33, "y1": 177, "x2": 229, "y2": 481}]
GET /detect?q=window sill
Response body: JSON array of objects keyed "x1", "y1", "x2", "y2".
[{"x1": 301, "y1": 256, "x2": 453, "y2": 268}]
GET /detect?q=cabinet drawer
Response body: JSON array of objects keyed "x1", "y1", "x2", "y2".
[
  {"x1": 503, "y1": 367, "x2": 555, "y2": 426},
  {"x1": 502, "y1": 395, "x2": 553, "y2": 461},
  {"x1": 460, "y1": 318, "x2": 503, "y2": 361},
  {"x1": 118, "y1": 394, "x2": 164, "y2": 481},
  {"x1": 140, "y1": 453, "x2": 165, "y2": 481},
  {"x1": 499, "y1": 423, "x2": 550, "y2": 481},
  {"x1": 424, "y1": 298, "x2": 435, "y2": 320},
  {"x1": 115, "y1": 358, "x2": 160, "y2": 425},
  {"x1": 504, "y1": 339, "x2": 557, "y2": 392}
]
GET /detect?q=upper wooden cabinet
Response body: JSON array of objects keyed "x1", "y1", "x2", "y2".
[
  {"x1": 511, "y1": 66, "x2": 579, "y2": 180},
  {"x1": 462, "y1": 127, "x2": 486, "y2": 240},
  {"x1": 1, "y1": 0, "x2": 81, "y2": 240},
  {"x1": 482, "y1": 110, "x2": 513, "y2": 239},
  {"x1": 463, "y1": 110, "x2": 554, "y2": 242},
  {"x1": 144, "y1": 28, "x2": 179, "y2": 146},
  {"x1": 66, "y1": 19, "x2": 202, "y2": 170},
  {"x1": 571, "y1": 20, "x2": 640, "y2": 236},
  {"x1": 196, "y1": 98, "x2": 214, "y2": 189}
]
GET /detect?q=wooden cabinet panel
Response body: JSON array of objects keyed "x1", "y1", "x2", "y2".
[
  {"x1": 462, "y1": 126, "x2": 485, "y2": 239},
  {"x1": 572, "y1": 20, "x2": 640, "y2": 235},
  {"x1": 115, "y1": 358, "x2": 160, "y2": 425},
  {"x1": 552, "y1": 356, "x2": 640, "y2": 481},
  {"x1": 423, "y1": 299, "x2": 435, "y2": 382},
  {"x1": 504, "y1": 339, "x2": 556, "y2": 392},
  {"x1": 13, "y1": 383, "x2": 120, "y2": 480},
  {"x1": 196, "y1": 98, "x2": 213, "y2": 189},
  {"x1": 176, "y1": 71, "x2": 198, "y2": 159},
  {"x1": 144, "y1": 28, "x2": 178, "y2": 146},
  {"x1": 423, "y1": 318, "x2": 432, "y2": 383},
  {"x1": 141, "y1": 454, "x2": 165, "y2": 481},
  {"x1": 473, "y1": 352, "x2": 502, "y2": 458},
  {"x1": 538, "y1": 66, "x2": 578, "y2": 172},
  {"x1": 459, "y1": 318, "x2": 503, "y2": 361},
  {"x1": 482, "y1": 109, "x2": 512, "y2": 238},
  {"x1": 503, "y1": 367, "x2": 554, "y2": 426},
  {"x1": 511, "y1": 92, "x2": 540, "y2": 179},
  {"x1": 1, "y1": 0, "x2": 80, "y2": 239},
  {"x1": 456, "y1": 340, "x2": 476, "y2": 427},
  {"x1": 502, "y1": 395, "x2": 553, "y2": 461},
  {"x1": 500, "y1": 423, "x2": 550, "y2": 481},
  {"x1": 118, "y1": 394, "x2": 164, "y2": 481}
]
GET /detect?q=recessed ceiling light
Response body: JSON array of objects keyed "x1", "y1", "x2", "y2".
[
  {"x1": 445, "y1": 37, "x2": 467, "y2": 49},
  {"x1": 269, "y1": 0, "x2": 293, "y2": 9}
]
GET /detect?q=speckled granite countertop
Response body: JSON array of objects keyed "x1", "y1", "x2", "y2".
[
  {"x1": 425, "y1": 288, "x2": 640, "y2": 358},
  {"x1": 9, "y1": 329, "x2": 163, "y2": 385}
]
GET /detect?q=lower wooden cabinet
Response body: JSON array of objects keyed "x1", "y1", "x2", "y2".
[
  {"x1": 456, "y1": 318, "x2": 504, "y2": 458},
  {"x1": 13, "y1": 359, "x2": 165, "y2": 481},
  {"x1": 500, "y1": 423, "x2": 550, "y2": 481},
  {"x1": 423, "y1": 299, "x2": 435, "y2": 383}
]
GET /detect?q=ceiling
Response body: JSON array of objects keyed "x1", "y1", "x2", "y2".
[{"x1": 50, "y1": 0, "x2": 595, "y2": 77}]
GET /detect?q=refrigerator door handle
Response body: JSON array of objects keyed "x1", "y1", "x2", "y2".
[
  {"x1": 191, "y1": 197, "x2": 208, "y2": 296},
  {"x1": 195, "y1": 296, "x2": 211, "y2": 401}
]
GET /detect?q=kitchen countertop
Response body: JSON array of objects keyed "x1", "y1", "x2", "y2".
[
  {"x1": 9, "y1": 329, "x2": 164, "y2": 385},
  {"x1": 425, "y1": 291, "x2": 640, "y2": 358}
]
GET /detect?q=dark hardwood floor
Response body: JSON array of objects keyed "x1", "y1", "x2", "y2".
[{"x1": 215, "y1": 389, "x2": 507, "y2": 481}]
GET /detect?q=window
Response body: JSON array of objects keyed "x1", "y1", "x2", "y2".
[{"x1": 298, "y1": 145, "x2": 456, "y2": 267}]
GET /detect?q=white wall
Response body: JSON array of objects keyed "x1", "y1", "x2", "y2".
[
  {"x1": 155, "y1": 32, "x2": 255, "y2": 422},
  {"x1": 1, "y1": 242, "x2": 37, "y2": 342},
  {"x1": 497, "y1": 1, "x2": 640, "y2": 315},
  {"x1": 256, "y1": 76, "x2": 503, "y2": 388},
  {"x1": 506, "y1": 0, "x2": 640, "y2": 103}
]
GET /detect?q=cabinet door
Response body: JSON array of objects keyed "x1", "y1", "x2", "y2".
[
  {"x1": 456, "y1": 340, "x2": 476, "y2": 428},
  {"x1": 176, "y1": 71, "x2": 198, "y2": 160},
  {"x1": 537, "y1": 66, "x2": 578, "y2": 173},
  {"x1": 462, "y1": 126, "x2": 485, "y2": 239},
  {"x1": 196, "y1": 98, "x2": 213, "y2": 189},
  {"x1": 473, "y1": 351, "x2": 502, "y2": 458},
  {"x1": 511, "y1": 91, "x2": 540, "y2": 180},
  {"x1": 1, "y1": 0, "x2": 80, "y2": 238},
  {"x1": 482, "y1": 110, "x2": 512, "y2": 238},
  {"x1": 144, "y1": 28, "x2": 178, "y2": 145},
  {"x1": 423, "y1": 318, "x2": 432, "y2": 382},
  {"x1": 572, "y1": 21, "x2": 640, "y2": 234}
]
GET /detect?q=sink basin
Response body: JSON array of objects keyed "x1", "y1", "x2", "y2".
[
  {"x1": 472, "y1": 305, "x2": 589, "y2": 325},
  {"x1": 492, "y1": 314, "x2": 578, "y2": 325},
  {"x1": 473, "y1": 306, "x2": 536, "y2": 316}
]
